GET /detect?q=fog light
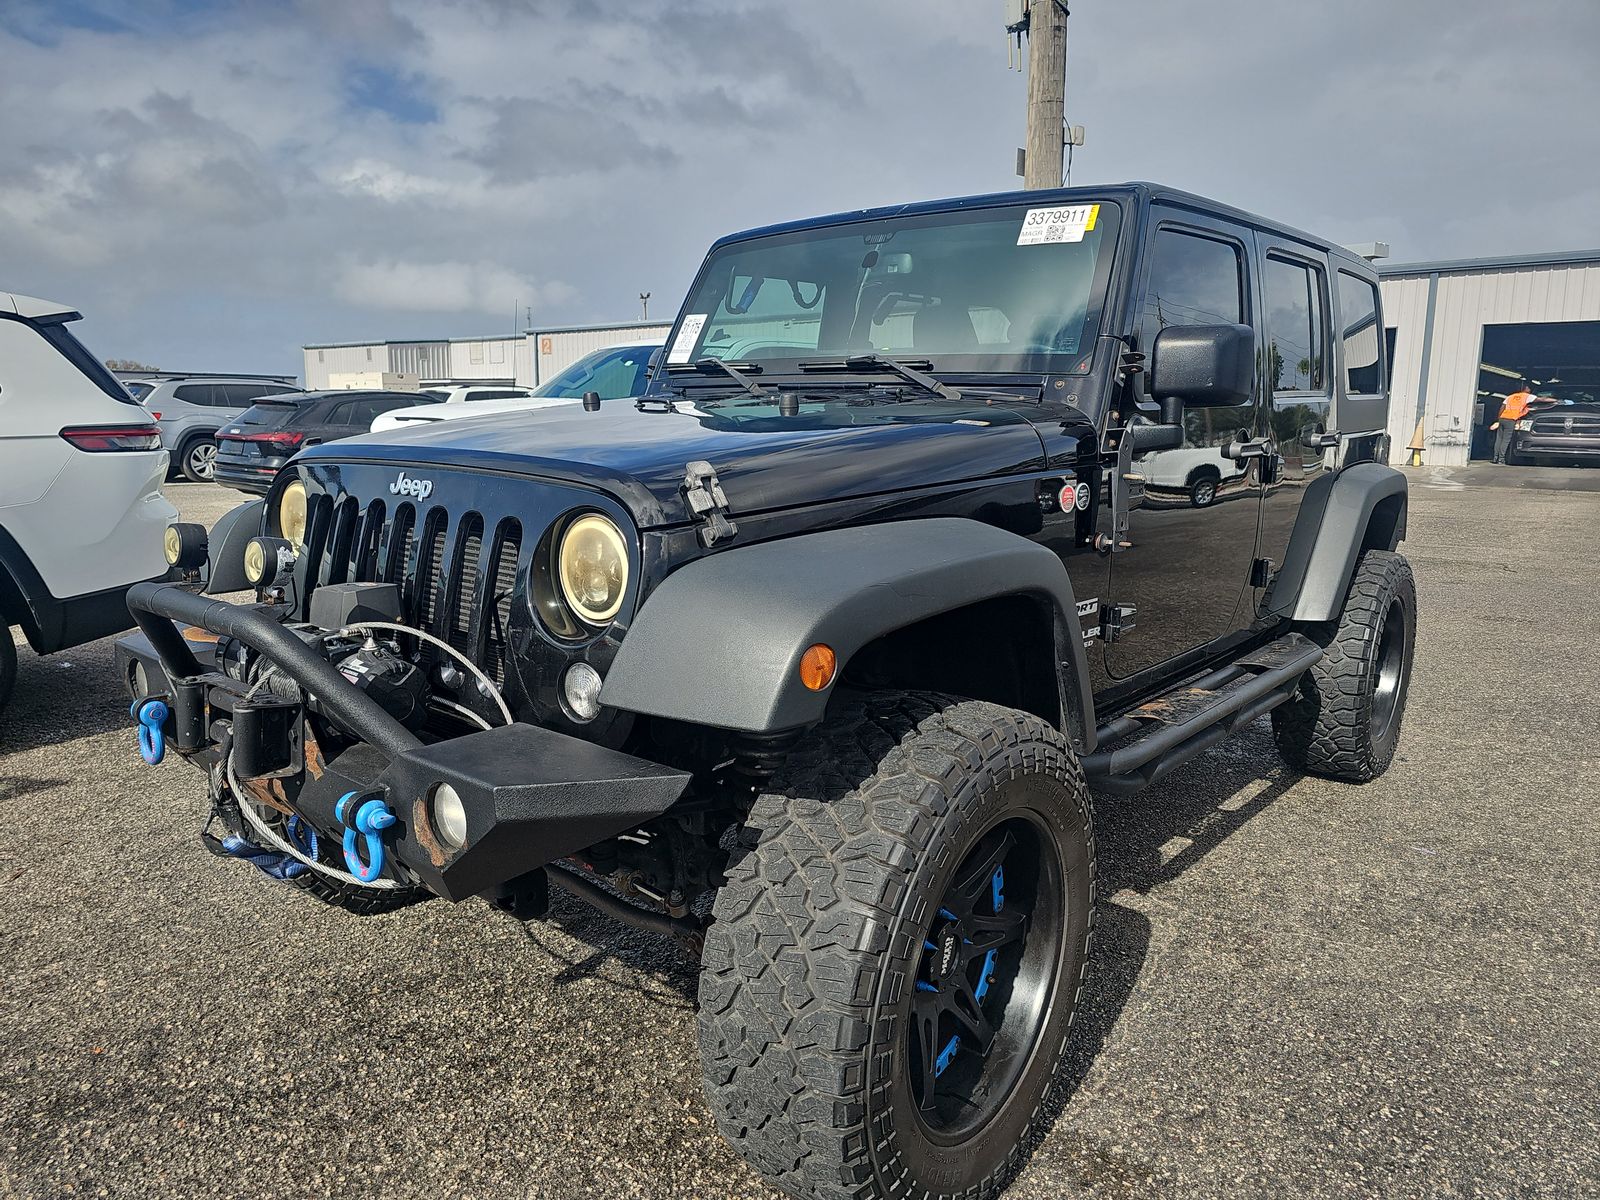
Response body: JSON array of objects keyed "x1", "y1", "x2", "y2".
[
  {"x1": 430, "y1": 783, "x2": 468, "y2": 850},
  {"x1": 244, "y1": 536, "x2": 297, "y2": 586},
  {"x1": 164, "y1": 522, "x2": 208, "y2": 570},
  {"x1": 563, "y1": 662, "x2": 603, "y2": 722}
]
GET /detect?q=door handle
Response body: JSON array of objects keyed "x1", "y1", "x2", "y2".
[{"x1": 1224, "y1": 437, "x2": 1274, "y2": 461}]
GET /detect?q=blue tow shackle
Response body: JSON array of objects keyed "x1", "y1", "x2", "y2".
[
  {"x1": 335, "y1": 791, "x2": 396, "y2": 883},
  {"x1": 131, "y1": 698, "x2": 169, "y2": 766}
]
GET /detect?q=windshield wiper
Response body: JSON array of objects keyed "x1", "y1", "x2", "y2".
[
  {"x1": 665, "y1": 357, "x2": 772, "y2": 398},
  {"x1": 797, "y1": 353, "x2": 963, "y2": 401}
]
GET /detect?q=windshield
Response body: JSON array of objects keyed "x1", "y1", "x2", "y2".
[
  {"x1": 666, "y1": 199, "x2": 1121, "y2": 378},
  {"x1": 535, "y1": 343, "x2": 657, "y2": 399}
]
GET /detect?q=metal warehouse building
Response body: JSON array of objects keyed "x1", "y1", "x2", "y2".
[
  {"x1": 303, "y1": 321, "x2": 670, "y2": 391},
  {"x1": 1379, "y1": 249, "x2": 1600, "y2": 465},
  {"x1": 302, "y1": 335, "x2": 525, "y2": 390}
]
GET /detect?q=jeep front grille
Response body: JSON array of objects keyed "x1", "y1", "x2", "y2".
[{"x1": 299, "y1": 497, "x2": 527, "y2": 674}]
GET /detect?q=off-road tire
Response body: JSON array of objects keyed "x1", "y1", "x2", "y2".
[
  {"x1": 0, "y1": 628, "x2": 16, "y2": 711},
  {"x1": 698, "y1": 690, "x2": 1096, "y2": 1200},
  {"x1": 285, "y1": 863, "x2": 425, "y2": 915},
  {"x1": 1273, "y1": 550, "x2": 1416, "y2": 782},
  {"x1": 180, "y1": 435, "x2": 219, "y2": 483}
]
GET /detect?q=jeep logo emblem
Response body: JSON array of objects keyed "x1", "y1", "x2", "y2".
[{"x1": 389, "y1": 471, "x2": 434, "y2": 500}]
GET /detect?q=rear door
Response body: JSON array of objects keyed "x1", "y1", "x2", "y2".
[{"x1": 1253, "y1": 238, "x2": 1335, "y2": 588}]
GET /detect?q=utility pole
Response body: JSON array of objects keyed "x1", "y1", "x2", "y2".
[
  {"x1": 639, "y1": 292, "x2": 651, "y2": 321},
  {"x1": 1023, "y1": 1, "x2": 1068, "y2": 190}
]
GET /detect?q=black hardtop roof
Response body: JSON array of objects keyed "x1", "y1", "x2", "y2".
[{"x1": 710, "y1": 181, "x2": 1371, "y2": 273}]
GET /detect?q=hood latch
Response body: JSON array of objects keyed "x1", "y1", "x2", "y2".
[{"x1": 682, "y1": 460, "x2": 738, "y2": 548}]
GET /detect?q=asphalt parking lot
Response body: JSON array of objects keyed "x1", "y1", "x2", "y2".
[{"x1": 3, "y1": 469, "x2": 1598, "y2": 1199}]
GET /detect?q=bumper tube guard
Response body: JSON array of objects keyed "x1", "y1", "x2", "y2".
[
  {"x1": 132, "y1": 698, "x2": 169, "y2": 765},
  {"x1": 335, "y1": 791, "x2": 396, "y2": 883}
]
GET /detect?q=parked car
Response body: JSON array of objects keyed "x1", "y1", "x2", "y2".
[
  {"x1": 1513, "y1": 387, "x2": 1600, "y2": 465},
  {"x1": 118, "y1": 183, "x2": 1414, "y2": 1200},
  {"x1": 214, "y1": 390, "x2": 437, "y2": 495},
  {"x1": 370, "y1": 342, "x2": 662, "y2": 432},
  {"x1": 139, "y1": 376, "x2": 302, "y2": 482},
  {"x1": 121, "y1": 379, "x2": 157, "y2": 402},
  {"x1": 420, "y1": 384, "x2": 536, "y2": 405},
  {"x1": 0, "y1": 290, "x2": 176, "y2": 710},
  {"x1": 1137, "y1": 443, "x2": 1247, "y2": 507}
]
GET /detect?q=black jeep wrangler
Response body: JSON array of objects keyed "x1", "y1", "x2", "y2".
[{"x1": 118, "y1": 182, "x2": 1414, "y2": 1200}]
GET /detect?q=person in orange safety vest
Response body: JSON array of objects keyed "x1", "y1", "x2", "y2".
[{"x1": 1491, "y1": 387, "x2": 1535, "y2": 464}]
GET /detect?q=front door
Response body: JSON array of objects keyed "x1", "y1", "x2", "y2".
[{"x1": 1104, "y1": 211, "x2": 1265, "y2": 679}]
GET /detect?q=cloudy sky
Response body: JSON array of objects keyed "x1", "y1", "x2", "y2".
[{"x1": 2, "y1": 0, "x2": 1594, "y2": 377}]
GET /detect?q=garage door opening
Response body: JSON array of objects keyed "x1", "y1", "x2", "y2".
[{"x1": 1473, "y1": 321, "x2": 1600, "y2": 461}]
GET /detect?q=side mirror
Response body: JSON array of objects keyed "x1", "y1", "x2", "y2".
[{"x1": 1149, "y1": 324, "x2": 1255, "y2": 409}]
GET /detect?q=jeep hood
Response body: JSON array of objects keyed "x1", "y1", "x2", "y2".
[{"x1": 303, "y1": 397, "x2": 1056, "y2": 528}]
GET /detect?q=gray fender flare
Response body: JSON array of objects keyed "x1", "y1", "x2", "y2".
[
  {"x1": 1267, "y1": 463, "x2": 1408, "y2": 623},
  {"x1": 600, "y1": 518, "x2": 1097, "y2": 748}
]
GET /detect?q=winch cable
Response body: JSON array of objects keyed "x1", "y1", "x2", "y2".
[
  {"x1": 338, "y1": 620, "x2": 512, "y2": 726},
  {"x1": 223, "y1": 749, "x2": 405, "y2": 890},
  {"x1": 429, "y1": 696, "x2": 493, "y2": 731}
]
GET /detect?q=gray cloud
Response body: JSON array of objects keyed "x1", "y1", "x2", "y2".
[{"x1": 0, "y1": 0, "x2": 1594, "y2": 378}]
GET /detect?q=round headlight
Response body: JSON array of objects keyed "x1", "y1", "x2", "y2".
[
  {"x1": 430, "y1": 783, "x2": 468, "y2": 850},
  {"x1": 557, "y1": 514, "x2": 629, "y2": 626},
  {"x1": 277, "y1": 479, "x2": 308, "y2": 549}
]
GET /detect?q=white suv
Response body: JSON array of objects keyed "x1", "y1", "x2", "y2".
[{"x1": 0, "y1": 291, "x2": 177, "y2": 709}]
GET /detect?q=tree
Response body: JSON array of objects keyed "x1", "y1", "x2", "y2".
[{"x1": 104, "y1": 357, "x2": 158, "y2": 371}]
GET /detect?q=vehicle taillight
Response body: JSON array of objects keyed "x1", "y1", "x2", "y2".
[
  {"x1": 218, "y1": 430, "x2": 306, "y2": 451},
  {"x1": 150, "y1": 411, "x2": 162, "y2": 420},
  {"x1": 59, "y1": 423, "x2": 163, "y2": 452}
]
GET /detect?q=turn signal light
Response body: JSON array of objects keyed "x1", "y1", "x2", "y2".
[{"x1": 798, "y1": 643, "x2": 837, "y2": 691}]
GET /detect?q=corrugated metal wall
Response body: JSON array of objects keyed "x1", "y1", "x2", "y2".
[
  {"x1": 1381, "y1": 262, "x2": 1600, "y2": 465},
  {"x1": 531, "y1": 323, "x2": 671, "y2": 383},
  {"x1": 303, "y1": 344, "x2": 384, "y2": 390},
  {"x1": 387, "y1": 341, "x2": 450, "y2": 379},
  {"x1": 445, "y1": 338, "x2": 518, "y2": 381}
]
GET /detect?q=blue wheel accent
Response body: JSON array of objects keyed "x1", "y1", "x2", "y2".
[
  {"x1": 915, "y1": 980, "x2": 939, "y2": 994},
  {"x1": 974, "y1": 948, "x2": 999, "y2": 1003},
  {"x1": 992, "y1": 864, "x2": 1004, "y2": 913},
  {"x1": 935, "y1": 1035, "x2": 960, "y2": 1077},
  {"x1": 337, "y1": 793, "x2": 396, "y2": 883},
  {"x1": 133, "y1": 699, "x2": 169, "y2": 765},
  {"x1": 923, "y1": 939, "x2": 939, "y2": 952},
  {"x1": 938, "y1": 907, "x2": 958, "y2": 922}
]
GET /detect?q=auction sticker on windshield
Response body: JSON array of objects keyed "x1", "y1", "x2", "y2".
[
  {"x1": 1017, "y1": 204, "x2": 1099, "y2": 246},
  {"x1": 668, "y1": 314, "x2": 708, "y2": 364}
]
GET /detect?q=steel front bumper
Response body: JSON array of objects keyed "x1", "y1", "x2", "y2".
[{"x1": 117, "y1": 582, "x2": 690, "y2": 901}]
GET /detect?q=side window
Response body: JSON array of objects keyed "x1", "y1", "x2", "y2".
[
  {"x1": 366, "y1": 395, "x2": 414, "y2": 420},
  {"x1": 326, "y1": 401, "x2": 355, "y2": 424},
  {"x1": 173, "y1": 383, "x2": 210, "y2": 405},
  {"x1": 1337, "y1": 271, "x2": 1383, "y2": 395},
  {"x1": 1264, "y1": 255, "x2": 1328, "y2": 394},
  {"x1": 1138, "y1": 228, "x2": 1245, "y2": 400}
]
